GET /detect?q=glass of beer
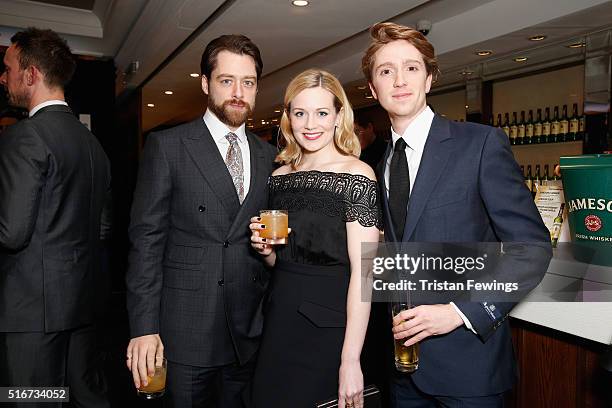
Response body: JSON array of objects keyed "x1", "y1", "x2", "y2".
[
  {"x1": 137, "y1": 357, "x2": 167, "y2": 399},
  {"x1": 392, "y1": 303, "x2": 419, "y2": 373},
  {"x1": 259, "y1": 210, "x2": 289, "y2": 244}
]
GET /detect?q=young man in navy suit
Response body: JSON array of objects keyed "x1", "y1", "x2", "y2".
[{"x1": 362, "y1": 22, "x2": 552, "y2": 407}]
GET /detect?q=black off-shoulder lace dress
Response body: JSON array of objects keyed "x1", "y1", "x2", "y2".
[{"x1": 252, "y1": 170, "x2": 382, "y2": 408}]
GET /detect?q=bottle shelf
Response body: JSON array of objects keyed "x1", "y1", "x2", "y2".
[{"x1": 511, "y1": 140, "x2": 583, "y2": 169}]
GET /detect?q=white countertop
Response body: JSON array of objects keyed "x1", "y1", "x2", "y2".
[{"x1": 510, "y1": 245, "x2": 612, "y2": 345}]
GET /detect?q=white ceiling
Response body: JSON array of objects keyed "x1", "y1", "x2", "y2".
[{"x1": 2, "y1": 0, "x2": 612, "y2": 132}]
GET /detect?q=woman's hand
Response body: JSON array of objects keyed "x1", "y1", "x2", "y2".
[
  {"x1": 338, "y1": 359, "x2": 364, "y2": 408},
  {"x1": 249, "y1": 216, "x2": 283, "y2": 267}
]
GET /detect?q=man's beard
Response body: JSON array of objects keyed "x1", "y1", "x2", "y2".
[
  {"x1": 6, "y1": 86, "x2": 29, "y2": 109},
  {"x1": 208, "y1": 94, "x2": 253, "y2": 128}
]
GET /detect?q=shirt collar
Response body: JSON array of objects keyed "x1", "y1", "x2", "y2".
[
  {"x1": 203, "y1": 109, "x2": 247, "y2": 144},
  {"x1": 390, "y1": 106, "x2": 434, "y2": 154},
  {"x1": 29, "y1": 100, "x2": 68, "y2": 117}
]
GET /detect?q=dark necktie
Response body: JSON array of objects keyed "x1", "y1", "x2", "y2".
[{"x1": 389, "y1": 138, "x2": 410, "y2": 239}]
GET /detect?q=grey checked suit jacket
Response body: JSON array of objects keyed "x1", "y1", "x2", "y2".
[{"x1": 126, "y1": 118, "x2": 277, "y2": 367}]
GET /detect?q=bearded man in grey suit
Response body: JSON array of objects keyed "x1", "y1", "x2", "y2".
[{"x1": 126, "y1": 34, "x2": 277, "y2": 407}]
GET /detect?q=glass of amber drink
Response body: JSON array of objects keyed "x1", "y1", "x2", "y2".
[
  {"x1": 259, "y1": 210, "x2": 289, "y2": 244},
  {"x1": 137, "y1": 357, "x2": 167, "y2": 399},
  {"x1": 392, "y1": 303, "x2": 419, "y2": 373}
]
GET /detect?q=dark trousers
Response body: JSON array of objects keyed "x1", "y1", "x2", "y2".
[
  {"x1": 164, "y1": 358, "x2": 255, "y2": 408},
  {"x1": 0, "y1": 324, "x2": 110, "y2": 408},
  {"x1": 390, "y1": 372, "x2": 505, "y2": 408}
]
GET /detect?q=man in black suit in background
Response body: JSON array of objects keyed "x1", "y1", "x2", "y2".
[
  {"x1": 126, "y1": 35, "x2": 276, "y2": 407},
  {"x1": 355, "y1": 113, "x2": 387, "y2": 170},
  {"x1": 0, "y1": 28, "x2": 111, "y2": 407}
]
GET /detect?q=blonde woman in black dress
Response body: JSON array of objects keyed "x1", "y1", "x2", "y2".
[{"x1": 250, "y1": 69, "x2": 382, "y2": 408}]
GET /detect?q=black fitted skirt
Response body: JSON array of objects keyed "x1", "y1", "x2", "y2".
[{"x1": 252, "y1": 260, "x2": 350, "y2": 408}]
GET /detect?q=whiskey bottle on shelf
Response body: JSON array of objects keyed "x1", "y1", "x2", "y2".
[
  {"x1": 502, "y1": 113, "x2": 511, "y2": 139},
  {"x1": 541, "y1": 107, "x2": 551, "y2": 144},
  {"x1": 533, "y1": 108, "x2": 543, "y2": 144},
  {"x1": 532, "y1": 164, "x2": 542, "y2": 197},
  {"x1": 551, "y1": 203, "x2": 565, "y2": 248},
  {"x1": 525, "y1": 109, "x2": 534, "y2": 145},
  {"x1": 559, "y1": 104, "x2": 569, "y2": 142},
  {"x1": 549, "y1": 106, "x2": 560, "y2": 143},
  {"x1": 517, "y1": 110, "x2": 526, "y2": 145},
  {"x1": 578, "y1": 112, "x2": 585, "y2": 141},
  {"x1": 543, "y1": 164, "x2": 550, "y2": 186},
  {"x1": 510, "y1": 111, "x2": 518, "y2": 145},
  {"x1": 525, "y1": 164, "x2": 533, "y2": 193},
  {"x1": 569, "y1": 103, "x2": 579, "y2": 141},
  {"x1": 496, "y1": 113, "x2": 503, "y2": 129},
  {"x1": 510, "y1": 112, "x2": 518, "y2": 145}
]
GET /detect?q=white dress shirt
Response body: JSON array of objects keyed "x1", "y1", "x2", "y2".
[
  {"x1": 29, "y1": 100, "x2": 68, "y2": 117},
  {"x1": 383, "y1": 106, "x2": 476, "y2": 333},
  {"x1": 203, "y1": 109, "x2": 251, "y2": 196},
  {"x1": 383, "y1": 106, "x2": 434, "y2": 197}
]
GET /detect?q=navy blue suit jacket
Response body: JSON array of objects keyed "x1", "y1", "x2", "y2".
[{"x1": 377, "y1": 115, "x2": 552, "y2": 396}]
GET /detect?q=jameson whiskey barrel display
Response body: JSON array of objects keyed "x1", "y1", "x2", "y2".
[{"x1": 560, "y1": 154, "x2": 612, "y2": 266}]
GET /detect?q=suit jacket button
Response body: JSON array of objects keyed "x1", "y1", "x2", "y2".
[
  {"x1": 218, "y1": 279, "x2": 224, "y2": 286},
  {"x1": 198, "y1": 205, "x2": 205, "y2": 212},
  {"x1": 223, "y1": 241, "x2": 229, "y2": 248}
]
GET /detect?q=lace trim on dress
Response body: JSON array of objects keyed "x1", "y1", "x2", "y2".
[{"x1": 269, "y1": 170, "x2": 383, "y2": 229}]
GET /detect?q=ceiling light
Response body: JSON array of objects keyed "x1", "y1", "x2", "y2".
[
  {"x1": 164, "y1": 90, "x2": 173, "y2": 95},
  {"x1": 292, "y1": 0, "x2": 309, "y2": 6},
  {"x1": 476, "y1": 50, "x2": 492, "y2": 56},
  {"x1": 147, "y1": 103, "x2": 155, "y2": 108},
  {"x1": 190, "y1": 73, "x2": 200, "y2": 78},
  {"x1": 529, "y1": 35, "x2": 547, "y2": 41},
  {"x1": 356, "y1": 85, "x2": 368, "y2": 90},
  {"x1": 567, "y1": 41, "x2": 586, "y2": 48},
  {"x1": 513, "y1": 56, "x2": 528, "y2": 62},
  {"x1": 274, "y1": 109, "x2": 281, "y2": 113},
  {"x1": 365, "y1": 95, "x2": 373, "y2": 99},
  {"x1": 465, "y1": 105, "x2": 469, "y2": 109}
]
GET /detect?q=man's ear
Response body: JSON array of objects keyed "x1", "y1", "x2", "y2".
[
  {"x1": 369, "y1": 82, "x2": 378, "y2": 100},
  {"x1": 425, "y1": 73, "x2": 432, "y2": 94},
  {"x1": 201, "y1": 75, "x2": 209, "y2": 95},
  {"x1": 25, "y1": 66, "x2": 38, "y2": 87}
]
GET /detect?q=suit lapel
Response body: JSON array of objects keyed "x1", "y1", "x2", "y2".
[
  {"x1": 181, "y1": 121, "x2": 241, "y2": 217},
  {"x1": 227, "y1": 132, "x2": 269, "y2": 237},
  {"x1": 403, "y1": 115, "x2": 454, "y2": 240}
]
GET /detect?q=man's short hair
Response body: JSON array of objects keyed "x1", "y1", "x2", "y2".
[
  {"x1": 200, "y1": 34, "x2": 263, "y2": 80},
  {"x1": 361, "y1": 22, "x2": 440, "y2": 84},
  {"x1": 11, "y1": 27, "x2": 76, "y2": 89}
]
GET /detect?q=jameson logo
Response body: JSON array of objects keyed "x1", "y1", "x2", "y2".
[
  {"x1": 567, "y1": 197, "x2": 612, "y2": 213},
  {"x1": 585, "y1": 215, "x2": 602, "y2": 232}
]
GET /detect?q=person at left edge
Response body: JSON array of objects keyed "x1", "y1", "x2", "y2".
[
  {"x1": 126, "y1": 34, "x2": 277, "y2": 407},
  {"x1": 0, "y1": 28, "x2": 111, "y2": 408}
]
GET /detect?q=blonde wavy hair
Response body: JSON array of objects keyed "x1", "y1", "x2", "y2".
[{"x1": 276, "y1": 69, "x2": 360, "y2": 167}]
